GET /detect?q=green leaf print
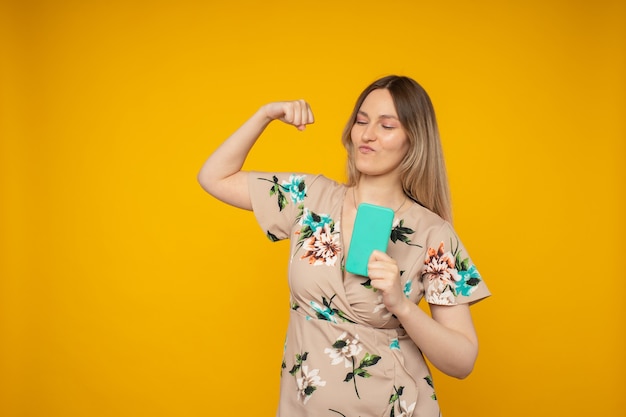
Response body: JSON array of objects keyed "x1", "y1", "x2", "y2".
[
  {"x1": 297, "y1": 225, "x2": 314, "y2": 247},
  {"x1": 389, "y1": 385, "x2": 405, "y2": 417},
  {"x1": 390, "y1": 219, "x2": 423, "y2": 247},
  {"x1": 467, "y1": 277, "x2": 481, "y2": 286},
  {"x1": 344, "y1": 353, "x2": 382, "y2": 399},
  {"x1": 360, "y1": 278, "x2": 373, "y2": 289},
  {"x1": 259, "y1": 175, "x2": 301, "y2": 212},
  {"x1": 266, "y1": 230, "x2": 280, "y2": 242},
  {"x1": 266, "y1": 175, "x2": 289, "y2": 211},
  {"x1": 360, "y1": 271, "x2": 403, "y2": 293},
  {"x1": 289, "y1": 351, "x2": 309, "y2": 376},
  {"x1": 424, "y1": 375, "x2": 437, "y2": 400},
  {"x1": 455, "y1": 248, "x2": 470, "y2": 272},
  {"x1": 388, "y1": 385, "x2": 404, "y2": 404},
  {"x1": 360, "y1": 353, "x2": 381, "y2": 367},
  {"x1": 450, "y1": 237, "x2": 468, "y2": 271},
  {"x1": 311, "y1": 295, "x2": 356, "y2": 324},
  {"x1": 389, "y1": 385, "x2": 417, "y2": 416},
  {"x1": 447, "y1": 236, "x2": 483, "y2": 297},
  {"x1": 332, "y1": 340, "x2": 348, "y2": 349}
]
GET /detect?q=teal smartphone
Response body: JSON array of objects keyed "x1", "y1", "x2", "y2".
[{"x1": 345, "y1": 203, "x2": 394, "y2": 277}]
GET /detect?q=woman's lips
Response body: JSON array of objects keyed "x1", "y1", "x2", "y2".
[{"x1": 358, "y1": 145, "x2": 375, "y2": 153}]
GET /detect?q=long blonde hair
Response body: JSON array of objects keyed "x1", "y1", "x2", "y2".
[{"x1": 341, "y1": 75, "x2": 453, "y2": 223}]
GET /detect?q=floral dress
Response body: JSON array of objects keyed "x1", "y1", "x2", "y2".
[{"x1": 248, "y1": 173, "x2": 490, "y2": 417}]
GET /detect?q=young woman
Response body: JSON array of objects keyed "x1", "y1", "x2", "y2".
[{"x1": 198, "y1": 75, "x2": 490, "y2": 417}]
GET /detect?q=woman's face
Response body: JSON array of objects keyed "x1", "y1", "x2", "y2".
[{"x1": 351, "y1": 88, "x2": 410, "y2": 180}]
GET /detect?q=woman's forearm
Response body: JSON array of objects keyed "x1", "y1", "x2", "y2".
[{"x1": 393, "y1": 301, "x2": 479, "y2": 379}]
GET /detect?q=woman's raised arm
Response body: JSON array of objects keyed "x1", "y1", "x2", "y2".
[{"x1": 197, "y1": 100, "x2": 314, "y2": 210}]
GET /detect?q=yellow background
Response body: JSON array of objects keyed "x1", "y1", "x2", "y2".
[{"x1": 1, "y1": 0, "x2": 624, "y2": 416}]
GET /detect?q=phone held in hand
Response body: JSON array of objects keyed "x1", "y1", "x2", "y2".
[{"x1": 345, "y1": 203, "x2": 394, "y2": 277}]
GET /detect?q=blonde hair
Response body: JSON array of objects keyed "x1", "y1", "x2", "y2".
[{"x1": 341, "y1": 75, "x2": 453, "y2": 223}]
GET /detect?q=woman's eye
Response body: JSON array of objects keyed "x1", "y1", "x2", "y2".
[
  {"x1": 355, "y1": 120, "x2": 367, "y2": 125},
  {"x1": 382, "y1": 125, "x2": 394, "y2": 130}
]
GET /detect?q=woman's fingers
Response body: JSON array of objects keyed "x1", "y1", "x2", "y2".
[
  {"x1": 288, "y1": 99, "x2": 314, "y2": 130},
  {"x1": 264, "y1": 100, "x2": 314, "y2": 130},
  {"x1": 368, "y1": 251, "x2": 398, "y2": 283},
  {"x1": 307, "y1": 104, "x2": 315, "y2": 125},
  {"x1": 368, "y1": 251, "x2": 405, "y2": 310}
]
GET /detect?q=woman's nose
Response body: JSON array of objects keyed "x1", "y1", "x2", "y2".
[{"x1": 362, "y1": 124, "x2": 376, "y2": 142}]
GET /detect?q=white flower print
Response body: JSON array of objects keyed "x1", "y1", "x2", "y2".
[
  {"x1": 296, "y1": 365, "x2": 326, "y2": 404},
  {"x1": 372, "y1": 294, "x2": 393, "y2": 319},
  {"x1": 397, "y1": 400, "x2": 416, "y2": 417},
  {"x1": 324, "y1": 332, "x2": 363, "y2": 368},
  {"x1": 300, "y1": 223, "x2": 341, "y2": 266},
  {"x1": 426, "y1": 285, "x2": 456, "y2": 305}
]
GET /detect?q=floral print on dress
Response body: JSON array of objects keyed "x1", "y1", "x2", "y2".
[
  {"x1": 391, "y1": 219, "x2": 422, "y2": 247},
  {"x1": 310, "y1": 295, "x2": 355, "y2": 324},
  {"x1": 423, "y1": 238, "x2": 482, "y2": 305},
  {"x1": 282, "y1": 174, "x2": 307, "y2": 204},
  {"x1": 259, "y1": 174, "x2": 307, "y2": 211},
  {"x1": 288, "y1": 352, "x2": 326, "y2": 405},
  {"x1": 424, "y1": 375, "x2": 437, "y2": 400},
  {"x1": 300, "y1": 223, "x2": 341, "y2": 266},
  {"x1": 325, "y1": 333, "x2": 381, "y2": 399},
  {"x1": 403, "y1": 280, "x2": 413, "y2": 297},
  {"x1": 259, "y1": 174, "x2": 342, "y2": 266},
  {"x1": 296, "y1": 366, "x2": 326, "y2": 405},
  {"x1": 390, "y1": 338, "x2": 400, "y2": 350},
  {"x1": 324, "y1": 332, "x2": 362, "y2": 367},
  {"x1": 456, "y1": 265, "x2": 482, "y2": 296},
  {"x1": 249, "y1": 174, "x2": 489, "y2": 416},
  {"x1": 296, "y1": 208, "x2": 341, "y2": 266},
  {"x1": 373, "y1": 294, "x2": 393, "y2": 319},
  {"x1": 389, "y1": 386, "x2": 417, "y2": 417}
]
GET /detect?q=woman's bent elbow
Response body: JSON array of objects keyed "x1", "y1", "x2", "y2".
[
  {"x1": 452, "y1": 349, "x2": 479, "y2": 379},
  {"x1": 196, "y1": 170, "x2": 252, "y2": 210},
  {"x1": 197, "y1": 174, "x2": 218, "y2": 199},
  {"x1": 197, "y1": 170, "x2": 214, "y2": 195},
  {"x1": 452, "y1": 362, "x2": 475, "y2": 380},
  {"x1": 441, "y1": 347, "x2": 478, "y2": 380}
]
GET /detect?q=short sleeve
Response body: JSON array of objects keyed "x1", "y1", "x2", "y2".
[
  {"x1": 248, "y1": 172, "x2": 309, "y2": 242},
  {"x1": 421, "y1": 223, "x2": 490, "y2": 306}
]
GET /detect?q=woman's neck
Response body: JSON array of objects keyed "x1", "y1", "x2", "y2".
[{"x1": 353, "y1": 176, "x2": 406, "y2": 211}]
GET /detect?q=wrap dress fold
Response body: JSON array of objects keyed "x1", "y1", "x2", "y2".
[{"x1": 249, "y1": 173, "x2": 490, "y2": 417}]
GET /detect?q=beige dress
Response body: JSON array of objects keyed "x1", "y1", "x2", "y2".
[{"x1": 249, "y1": 173, "x2": 490, "y2": 417}]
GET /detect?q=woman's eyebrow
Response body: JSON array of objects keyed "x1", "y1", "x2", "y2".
[{"x1": 357, "y1": 110, "x2": 398, "y2": 120}]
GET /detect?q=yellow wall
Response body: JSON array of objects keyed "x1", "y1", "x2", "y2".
[{"x1": 1, "y1": 0, "x2": 624, "y2": 416}]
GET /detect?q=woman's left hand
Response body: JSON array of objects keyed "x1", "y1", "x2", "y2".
[{"x1": 367, "y1": 250, "x2": 408, "y2": 316}]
